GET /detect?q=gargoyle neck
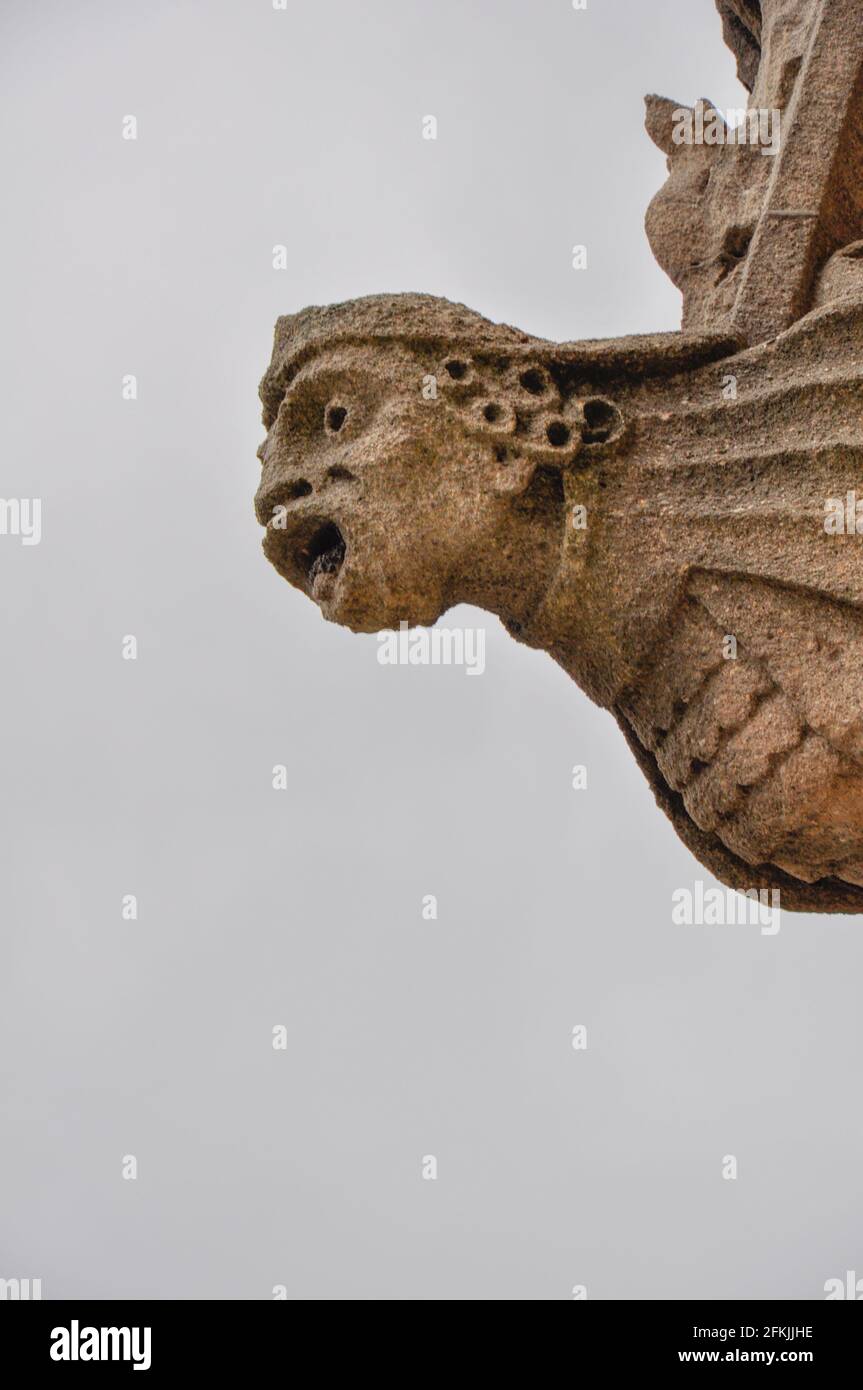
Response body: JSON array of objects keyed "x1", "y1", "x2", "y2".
[
  {"x1": 513, "y1": 298, "x2": 863, "y2": 712},
  {"x1": 509, "y1": 468, "x2": 632, "y2": 710}
]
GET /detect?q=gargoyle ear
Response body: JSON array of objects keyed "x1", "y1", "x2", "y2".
[
  {"x1": 644, "y1": 94, "x2": 686, "y2": 155},
  {"x1": 492, "y1": 454, "x2": 536, "y2": 497}
]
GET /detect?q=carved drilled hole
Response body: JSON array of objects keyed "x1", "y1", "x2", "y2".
[
  {"x1": 326, "y1": 465, "x2": 356, "y2": 483},
  {"x1": 582, "y1": 398, "x2": 621, "y2": 445},
  {"x1": 494, "y1": 445, "x2": 507, "y2": 464},
  {"x1": 716, "y1": 227, "x2": 753, "y2": 283},
  {"x1": 519, "y1": 368, "x2": 546, "y2": 395},
  {"x1": 726, "y1": 229, "x2": 752, "y2": 259},
  {"x1": 285, "y1": 480, "x2": 313, "y2": 501},
  {"x1": 325, "y1": 405, "x2": 348, "y2": 433},
  {"x1": 483, "y1": 403, "x2": 502, "y2": 423},
  {"x1": 546, "y1": 420, "x2": 571, "y2": 447},
  {"x1": 445, "y1": 359, "x2": 469, "y2": 380}
]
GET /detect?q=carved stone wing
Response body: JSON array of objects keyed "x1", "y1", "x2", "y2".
[{"x1": 617, "y1": 568, "x2": 863, "y2": 907}]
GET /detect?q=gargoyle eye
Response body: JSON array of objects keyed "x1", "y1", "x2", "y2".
[
  {"x1": 581, "y1": 398, "x2": 622, "y2": 445},
  {"x1": 325, "y1": 404, "x2": 348, "y2": 434}
]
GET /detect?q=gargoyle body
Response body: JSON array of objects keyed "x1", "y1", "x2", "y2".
[{"x1": 256, "y1": 0, "x2": 863, "y2": 913}]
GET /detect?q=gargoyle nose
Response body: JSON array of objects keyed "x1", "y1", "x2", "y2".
[{"x1": 254, "y1": 476, "x2": 314, "y2": 526}]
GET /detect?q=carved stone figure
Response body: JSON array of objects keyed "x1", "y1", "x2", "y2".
[{"x1": 255, "y1": 0, "x2": 863, "y2": 912}]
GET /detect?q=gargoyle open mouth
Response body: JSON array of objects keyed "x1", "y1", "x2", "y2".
[
  {"x1": 304, "y1": 521, "x2": 346, "y2": 588},
  {"x1": 263, "y1": 515, "x2": 347, "y2": 602}
]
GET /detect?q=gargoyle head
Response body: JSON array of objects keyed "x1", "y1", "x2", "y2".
[{"x1": 255, "y1": 293, "x2": 623, "y2": 635}]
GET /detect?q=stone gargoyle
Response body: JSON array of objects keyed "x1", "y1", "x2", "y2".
[{"x1": 255, "y1": 0, "x2": 863, "y2": 913}]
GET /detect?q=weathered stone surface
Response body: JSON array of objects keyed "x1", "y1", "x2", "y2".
[
  {"x1": 647, "y1": 0, "x2": 863, "y2": 341},
  {"x1": 256, "y1": 1, "x2": 863, "y2": 913}
]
